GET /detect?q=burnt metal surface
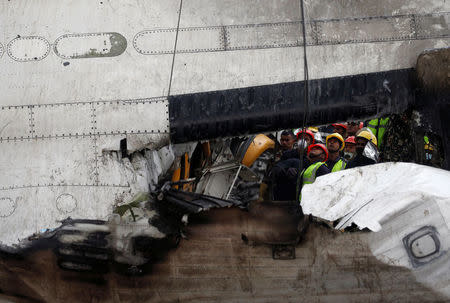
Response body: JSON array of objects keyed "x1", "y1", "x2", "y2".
[
  {"x1": 169, "y1": 69, "x2": 415, "y2": 143},
  {"x1": 415, "y1": 47, "x2": 450, "y2": 170},
  {"x1": 0, "y1": 208, "x2": 447, "y2": 303},
  {"x1": 160, "y1": 189, "x2": 242, "y2": 215}
]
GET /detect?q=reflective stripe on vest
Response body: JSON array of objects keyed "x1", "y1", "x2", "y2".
[
  {"x1": 367, "y1": 118, "x2": 389, "y2": 146},
  {"x1": 331, "y1": 159, "x2": 346, "y2": 172},
  {"x1": 298, "y1": 162, "x2": 325, "y2": 203},
  {"x1": 303, "y1": 162, "x2": 325, "y2": 184}
]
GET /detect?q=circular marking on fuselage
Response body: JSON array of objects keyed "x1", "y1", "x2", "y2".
[
  {"x1": 56, "y1": 194, "x2": 78, "y2": 214},
  {"x1": 54, "y1": 32, "x2": 127, "y2": 59},
  {"x1": 7, "y1": 36, "x2": 50, "y2": 62},
  {"x1": 0, "y1": 197, "x2": 17, "y2": 218}
]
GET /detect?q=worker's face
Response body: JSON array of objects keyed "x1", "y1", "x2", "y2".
[
  {"x1": 327, "y1": 137, "x2": 341, "y2": 153},
  {"x1": 334, "y1": 126, "x2": 346, "y2": 137},
  {"x1": 280, "y1": 135, "x2": 295, "y2": 151},
  {"x1": 347, "y1": 122, "x2": 359, "y2": 136},
  {"x1": 308, "y1": 147, "x2": 326, "y2": 163},
  {"x1": 344, "y1": 143, "x2": 356, "y2": 154},
  {"x1": 344, "y1": 143, "x2": 356, "y2": 160},
  {"x1": 355, "y1": 138, "x2": 368, "y2": 155},
  {"x1": 305, "y1": 135, "x2": 312, "y2": 146},
  {"x1": 298, "y1": 133, "x2": 312, "y2": 146}
]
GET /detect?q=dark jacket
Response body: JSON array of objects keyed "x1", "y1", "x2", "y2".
[
  {"x1": 280, "y1": 149, "x2": 300, "y2": 161},
  {"x1": 314, "y1": 162, "x2": 331, "y2": 178},
  {"x1": 325, "y1": 156, "x2": 346, "y2": 171},
  {"x1": 271, "y1": 158, "x2": 302, "y2": 201},
  {"x1": 345, "y1": 154, "x2": 376, "y2": 169}
]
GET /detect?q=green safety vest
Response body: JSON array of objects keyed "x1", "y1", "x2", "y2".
[
  {"x1": 368, "y1": 118, "x2": 389, "y2": 147},
  {"x1": 331, "y1": 159, "x2": 346, "y2": 172},
  {"x1": 298, "y1": 162, "x2": 326, "y2": 203}
]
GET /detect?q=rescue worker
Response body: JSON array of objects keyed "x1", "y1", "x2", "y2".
[
  {"x1": 325, "y1": 133, "x2": 346, "y2": 172},
  {"x1": 332, "y1": 123, "x2": 347, "y2": 138},
  {"x1": 271, "y1": 157, "x2": 302, "y2": 201},
  {"x1": 279, "y1": 130, "x2": 296, "y2": 151},
  {"x1": 344, "y1": 136, "x2": 356, "y2": 161},
  {"x1": 367, "y1": 117, "x2": 389, "y2": 148},
  {"x1": 298, "y1": 143, "x2": 330, "y2": 202},
  {"x1": 281, "y1": 129, "x2": 315, "y2": 161},
  {"x1": 345, "y1": 131, "x2": 378, "y2": 169},
  {"x1": 296, "y1": 129, "x2": 315, "y2": 146},
  {"x1": 346, "y1": 121, "x2": 363, "y2": 137}
]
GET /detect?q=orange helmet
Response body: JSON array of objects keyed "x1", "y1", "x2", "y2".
[
  {"x1": 307, "y1": 143, "x2": 328, "y2": 162},
  {"x1": 296, "y1": 129, "x2": 315, "y2": 143}
]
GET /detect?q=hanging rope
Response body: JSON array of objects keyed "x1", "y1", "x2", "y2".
[
  {"x1": 299, "y1": 0, "x2": 310, "y2": 130},
  {"x1": 296, "y1": 0, "x2": 311, "y2": 198},
  {"x1": 167, "y1": 0, "x2": 183, "y2": 97}
]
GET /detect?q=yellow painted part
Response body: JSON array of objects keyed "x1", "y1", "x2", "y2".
[
  {"x1": 171, "y1": 168, "x2": 181, "y2": 190},
  {"x1": 308, "y1": 127, "x2": 318, "y2": 133},
  {"x1": 182, "y1": 153, "x2": 191, "y2": 191},
  {"x1": 171, "y1": 152, "x2": 192, "y2": 191},
  {"x1": 241, "y1": 134, "x2": 275, "y2": 167}
]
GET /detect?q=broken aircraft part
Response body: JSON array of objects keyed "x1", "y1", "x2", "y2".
[{"x1": 0, "y1": 0, "x2": 449, "y2": 302}]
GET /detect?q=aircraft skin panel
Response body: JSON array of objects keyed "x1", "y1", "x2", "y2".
[
  {"x1": 180, "y1": 0, "x2": 302, "y2": 27},
  {"x1": 170, "y1": 38, "x2": 449, "y2": 95},
  {"x1": 0, "y1": 98, "x2": 170, "y2": 142},
  {"x1": 305, "y1": 0, "x2": 449, "y2": 20},
  {"x1": 0, "y1": 51, "x2": 174, "y2": 107},
  {"x1": 0, "y1": 0, "x2": 179, "y2": 105},
  {"x1": 0, "y1": 1, "x2": 447, "y2": 105},
  {"x1": 94, "y1": 99, "x2": 169, "y2": 135},
  {"x1": 0, "y1": 106, "x2": 30, "y2": 139},
  {"x1": 0, "y1": 138, "x2": 97, "y2": 188},
  {"x1": 32, "y1": 103, "x2": 94, "y2": 136},
  {"x1": 0, "y1": 186, "x2": 131, "y2": 246},
  {"x1": 180, "y1": 0, "x2": 448, "y2": 27}
]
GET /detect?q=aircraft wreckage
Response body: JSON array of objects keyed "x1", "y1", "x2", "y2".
[{"x1": 0, "y1": 0, "x2": 449, "y2": 302}]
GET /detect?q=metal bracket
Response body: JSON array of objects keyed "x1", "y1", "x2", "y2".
[{"x1": 272, "y1": 244, "x2": 296, "y2": 260}]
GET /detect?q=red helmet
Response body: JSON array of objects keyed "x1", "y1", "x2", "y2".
[
  {"x1": 332, "y1": 123, "x2": 347, "y2": 130},
  {"x1": 296, "y1": 129, "x2": 315, "y2": 143},
  {"x1": 345, "y1": 136, "x2": 356, "y2": 144},
  {"x1": 307, "y1": 143, "x2": 328, "y2": 162}
]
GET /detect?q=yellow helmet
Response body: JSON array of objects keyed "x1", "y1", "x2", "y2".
[
  {"x1": 356, "y1": 130, "x2": 378, "y2": 146},
  {"x1": 326, "y1": 133, "x2": 345, "y2": 151}
]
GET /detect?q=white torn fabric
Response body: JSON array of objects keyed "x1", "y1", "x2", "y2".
[{"x1": 301, "y1": 162, "x2": 450, "y2": 231}]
